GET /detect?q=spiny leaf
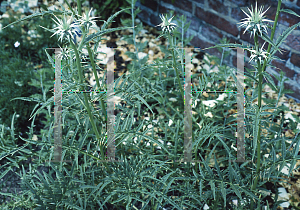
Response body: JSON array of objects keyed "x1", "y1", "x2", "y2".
[
  {"x1": 2, "y1": 10, "x2": 71, "y2": 30},
  {"x1": 280, "y1": 9, "x2": 300, "y2": 18},
  {"x1": 273, "y1": 22, "x2": 300, "y2": 55},
  {"x1": 262, "y1": 71, "x2": 278, "y2": 93},
  {"x1": 83, "y1": 26, "x2": 135, "y2": 45},
  {"x1": 203, "y1": 43, "x2": 252, "y2": 51}
]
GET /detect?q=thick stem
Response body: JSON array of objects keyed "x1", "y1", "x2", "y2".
[
  {"x1": 77, "y1": 0, "x2": 82, "y2": 16},
  {"x1": 169, "y1": 34, "x2": 184, "y2": 101},
  {"x1": 250, "y1": 2, "x2": 282, "y2": 209},
  {"x1": 250, "y1": 34, "x2": 263, "y2": 210}
]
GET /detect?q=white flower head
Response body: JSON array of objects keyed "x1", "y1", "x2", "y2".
[
  {"x1": 238, "y1": 1, "x2": 273, "y2": 38},
  {"x1": 78, "y1": 8, "x2": 99, "y2": 31},
  {"x1": 56, "y1": 45, "x2": 71, "y2": 60},
  {"x1": 248, "y1": 42, "x2": 270, "y2": 64},
  {"x1": 14, "y1": 41, "x2": 20, "y2": 48},
  {"x1": 50, "y1": 13, "x2": 79, "y2": 43},
  {"x1": 155, "y1": 14, "x2": 177, "y2": 34}
]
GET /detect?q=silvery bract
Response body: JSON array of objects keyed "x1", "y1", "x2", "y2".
[
  {"x1": 248, "y1": 42, "x2": 270, "y2": 64},
  {"x1": 156, "y1": 14, "x2": 177, "y2": 34},
  {"x1": 77, "y1": 8, "x2": 99, "y2": 31},
  {"x1": 238, "y1": 1, "x2": 273, "y2": 38}
]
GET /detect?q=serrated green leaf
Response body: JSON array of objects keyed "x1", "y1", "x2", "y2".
[
  {"x1": 261, "y1": 33, "x2": 279, "y2": 52},
  {"x1": 262, "y1": 71, "x2": 278, "y2": 93},
  {"x1": 2, "y1": 10, "x2": 70, "y2": 30},
  {"x1": 273, "y1": 22, "x2": 300, "y2": 55},
  {"x1": 203, "y1": 43, "x2": 251, "y2": 51},
  {"x1": 83, "y1": 26, "x2": 135, "y2": 45},
  {"x1": 280, "y1": 9, "x2": 300, "y2": 18},
  {"x1": 220, "y1": 181, "x2": 226, "y2": 207},
  {"x1": 209, "y1": 180, "x2": 216, "y2": 200},
  {"x1": 231, "y1": 184, "x2": 243, "y2": 201}
]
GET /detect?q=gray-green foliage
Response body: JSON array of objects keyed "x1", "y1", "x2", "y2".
[{"x1": 1, "y1": 0, "x2": 300, "y2": 209}]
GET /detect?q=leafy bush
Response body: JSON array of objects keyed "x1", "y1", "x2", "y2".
[{"x1": 1, "y1": 0, "x2": 300, "y2": 209}]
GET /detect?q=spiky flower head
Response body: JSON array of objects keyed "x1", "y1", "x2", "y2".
[
  {"x1": 238, "y1": 1, "x2": 273, "y2": 38},
  {"x1": 50, "y1": 13, "x2": 79, "y2": 43},
  {"x1": 248, "y1": 42, "x2": 270, "y2": 64},
  {"x1": 156, "y1": 14, "x2": 177, "y2": 34},
  {"x1": 77, "y1": 8, "x2": 99, "y2": 31}
]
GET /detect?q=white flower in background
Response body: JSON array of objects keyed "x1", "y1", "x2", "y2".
[
  {"x1": 204, "y1": 112, "x2": 213, "y2": 118},
  {"x1": 238, "y1": 1, "x2": 273, "y2": 38},
  {"x1": 28, "y1": 29, "x2": 37, "y2": 38},
  {"x1": 192, "y1": 99, "x2": 201, "y2": 108},
  {"x1": 202, "y1": 100, "x2": 218, "y2": 108},
  {"x1": 169, "y1": 97, "x2": 177, "y2": 102},
  {"x1": 216, "y1": 93, "x2": 227, "y2": 101},
  {"x1": 248, "y1": 42, "x2": 270, "y2": 64},
  {"x1": 14, "y1": 41, "x2": 20, "y2": 48},
  {"x1": 156, "y1": 14, "x2": 177, "y2": 34}
]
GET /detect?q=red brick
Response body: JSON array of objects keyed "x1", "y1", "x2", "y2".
[
  {"x1": 201, "y1": 24, "x2": 223, "y2": 43},
  {"x1": 274, "y1": 48, "x2": 290, "y2": 61},
  {"x1": 167, "y1": 0, "x2": 193, "y2": 13},
  {"x1": 149, "y1": 13, "x2": 162, "y2": 27},
  {"x1": 229, "y1": 0, "x2": 248, "y2": 6},
  {"x1": 137, "y1": 9, "x2": 150, "y2": 22},
  {"x1": 193, "y1": 0, "x2": 205, "y2": 4},
  {"x1": 185, "y1": 16, "x2": 201, "y2": 32},
  {"x1": 208, "y1": 0, "x2": 229, "y2": 16},
  {"x1": 190, "y1": 35, "x2": 222, "y2": 58},
  {"x1": 271, "y1": 60, "x2": 295, "y2": 79},
  {"x1": 195, "y1": 7, "x2": 239, "y2": 36},
  {"x1": 265, "y1": 75, "x2": 300, "y2": 102},
  {"x1": 231, "y1": 7, "x2": 248, "y2": 21},
  {"x1": 286, "y1": 33, "x2": 300, "y2": 52},
  {"x1": 239, "y1": 30, "x2": 265, "y2": 46},
  {"x1": 268, "y1": 8, "x2": 300, "y2": 27},
  {"x1": 281, "y1": 81, "x2": 300, "y2": 100},
  {"x1": 140, "y1": 0, "x2": 158, "y2": 12},
  {"x1": 232, "y1": 54, "x2": 255, "y2": 71},
  {"x1": 290, "y1": 53, "x2": 300, "y2": 67},
  {"x1": 159, "y1": 5, "x2": 181, "y2": 17},
  {"x1": 296, "y1": 74, "x2": 300, "y2": 84}
]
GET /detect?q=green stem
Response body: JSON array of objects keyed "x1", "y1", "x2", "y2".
[
  {"x1": 86, "y1": 44, "x2": 108, "y2": 124},
  {"x1": 250, "y1": 34, "x2": 263, "y2": 210},
  {"x1": 169, "y1": 34, "x2": 184, "y2": 102},
  {"x1": 77, "y1": 0, "x2": 82, "y2": 16},
  {"x1": 77, "y1": 32, "x2": 86, "y2": 52},
  {"x1": 250, "y1": 2, "x2": 282, "y2": 208},
  {"x1": 70, "y1": 40, "x2": 111, "y2": 173},
  {"x1": 261, "y1": 0, "x2": 282, "y2": 73}
]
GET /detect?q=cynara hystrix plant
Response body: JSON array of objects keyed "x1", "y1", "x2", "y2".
[
  {"x1": 204, "y1": 0, "x2": 300, "y2": 209},
  {"x1": 1, "y1": 0, "x2": 300, "y2": 209}
]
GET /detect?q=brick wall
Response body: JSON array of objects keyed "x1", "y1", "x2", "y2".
[{"x1": 135, "y1": 0, "x2": 300, "y2": 102}]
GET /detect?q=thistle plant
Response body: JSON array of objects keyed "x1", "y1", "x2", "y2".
[
  {"x1": 1, "y1": 0, "x2": 300, "y2": 209},
  {"x1": 204, "y1": 0, "x2": 300, "y2": 208},
  {"x1": 155, "y1": 12, "x2": 185, "y2": 101}
]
